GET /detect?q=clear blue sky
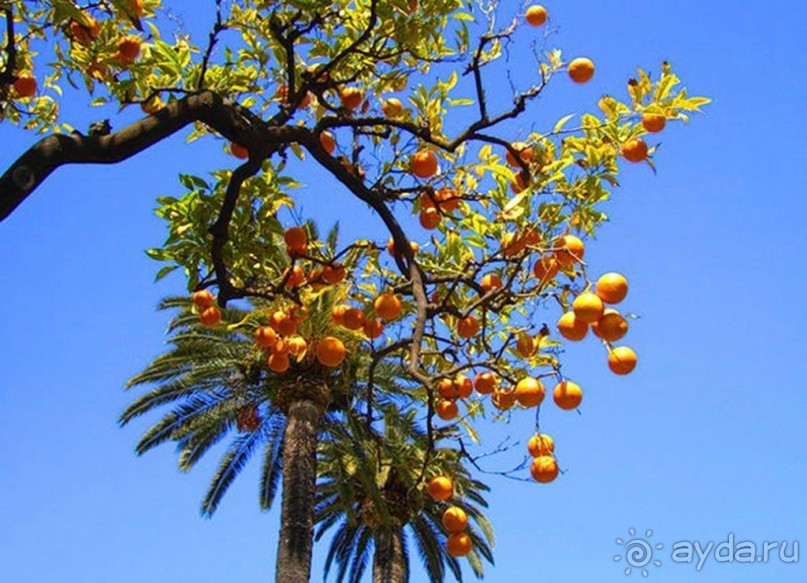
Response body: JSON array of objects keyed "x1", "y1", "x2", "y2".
[{"x1": 1, "y1": 1, "x2": 805, "y2": 582}]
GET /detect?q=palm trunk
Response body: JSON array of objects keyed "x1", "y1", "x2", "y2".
[
  {"x1": 276, "y1": 399, "x2": 321, "y2": 583},
  {"x1": 373, "y1": 527, "x2": 407, "y2": 583}
]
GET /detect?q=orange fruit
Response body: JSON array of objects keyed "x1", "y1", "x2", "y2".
[
  {"x1": 363, "y1": 317, "x2": 384, "y2": 339},
  {"x1": 642, "y1": 113, "x2": 666, "y2": 133},
  {"x1": 446, "y1": 532, "x2": 472, "y2": 557},
  {"x1": 437, "y1": 378, "x2": 459, "y2": 399},
  {"x1": 480, "y1": 273, "x2": 503, "y2": 292},
  {"x1": 533, "y1": 256, "x2": 560, "y2": 282},
  {"x1": 527, "y1": 434, "x2": 555, "y2": 457},
  {"x1": 474, "y1": 372, "x2": 498, "y2": 395},
  {"x1": 200, "y1": 307, "x2": 222, "y2": 327},
  {"x1": 568, "y1": 57, "x2": 595, "y2": 84},
  {"x1": 192, "y1": 290, "x2": 215, "y2": 309},
  {"x1": 554, "y1": 235, "x2": 585, "y2": 267},
  {"x1": 420, "y1": 207, "x2": 442, "y2": 230},
  {"x1": 332, "y1": 305, "x2": 349, "y2": 326},
  {"x1": 287, "y1": 336, "x2": 308, "y2": 356},
  {"x1": 492, "y1": 389, "x2": 516, "y2": 410},
  {"x1": 500, "y1": 232, "x2": 527, "y2": 258},
  {"x1": 268, "y1": 352, "x2": 290, "y2": 373},
  {"x1": 387, "y1": 237, "x2": 419, "y2": 257},
  {"x1": 553, "y1": 381, "x2": 583, "y2": 410},
  {"x1": 608, "y1": 346, "x2": 637, "y2": 375},
  {"x1": 382, "y1": 98, "x2": 403, "y2": 118},
  {"x1": 70, "y1": 17, "x2": 100, "y2": 45},
  {"x1": 442, "y1": 506, "x2": 468, "y2": 533},
  {"x1": 410, "y1": 149, "x2": 438, "y2": 179},
  {"x1": 340, "y1": 87, "x2": 363, "y2": 110},
  {"x1": 522, "y1": 227, "x2": 540, "y2": 247},
  {"x1": 322, "y1": 263, "x2": 346, "y2": 285},
  {"x1": 436, "y1": 399, "x2": 459, "y2": 421},
  {"x1": 510, "y1": 172, "x2": 530, "y2": 194},
  {"x1": 525, "y1": 5, "x2": 548, "y2": 27},
  {"x1": 341, "y1": 307, "x2": 365, "y2": 330},
  {"x1": 434, "y1": 187, "x2": 460, "y2": 212},
  {"x1": 254, "y1": 326, "x2": 278, "y2": 349},
  {"x1": 530, "y1": 456, "x2": 559, "y2": 483},
  {"x1": 308, "y1": 268, "x2": 324, "y2": 288},
  {"x1": 557, "y1": 311, "x2": 588, "y2": 341},
  {"x1": 283, "y1": 265, "x2": 307, "y2": 288},
  {"x1": 596, "y1": 272, "x2": 629, "y2": 304},
  {"x1": 320, "y1": 131, "x2": 337, "y2": 154},
  {"x1": 272, "y1": 338, "x2": 290, "y2": 356},
  {"x1": 573, "y1": 292, "x2": 605, "y2": 324},
  {"x1": 427, "y1": 476, "x2": 453, "y2": 501},
  {"x1": 515, "y1": 377, "x2": 545, "y2": 407},
  {"x1": 454, "y1": 374, "x2": 473, "y2": 399},
  {"x1": 289, "y1": 305, "x2": 310, "y2": 323},
  {"x1": 13, "y1": 71, "x2": 37, "y2": 98},
  {"x1": 230, "y1": 142, "x2": 249, "y2": 159},
  {"x1": 457, "y1": 315, "x2": 480, "y2": 339},
  {"x1": 592, "y1": 310, "x2": 628, "y2": 342},
  {"x1": 116, "y1": 36, "x2": 142, "y2": 63},
  {"x1": 316, "y1": 336, "x2": 347, "y2": 367},
  {"x1": 286, "y1": 243, "x2": 307, "y2": 258},
  {"x1": 516, "y1": 333, "x2": 536, "y2": 358},
  {"x1": 374, "y1": 293, "x2": 402, "y2": 321},
  {"x1": 621, "y1": 138, "x2": 649, "y2": 163},
  {"x1": 277, "y1": 314, "x2": 297, "y2": 337},
  {"x1": 505, "y1": 142, "x2": 533, "y2": 167},
  {"x1": 284, "y1": 227, "x2": 307, "y2": 249}
]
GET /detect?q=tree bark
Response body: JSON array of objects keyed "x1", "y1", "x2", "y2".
[
  {"x1": 276, "y1": 399, "x2": 321, "y2": 583},
  {"x1": 373, "y1": 527, "x2": 407, "y2": 583}
]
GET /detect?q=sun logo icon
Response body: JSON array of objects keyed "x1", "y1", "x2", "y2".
[{"x1": 614, "y1": 528, "x2": 664, "y2": 577}]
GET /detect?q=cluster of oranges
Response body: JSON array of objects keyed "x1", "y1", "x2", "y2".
[
  {"x1": 435, "y1": 374, "x2": 474, "y2": 422},
  {"x1": 527, "y1": 433, "x2": 559, "y2": 483},
  {"x1": 427, "y1": 476, "x2": 474, "y2": 558},
  {"x1": 332, "y1": 290, "x2": 401, "y2": 340}
]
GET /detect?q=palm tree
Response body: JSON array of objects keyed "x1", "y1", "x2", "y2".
[{"x1": 315, "y1": 407, "x2": 495, "y2": 583}]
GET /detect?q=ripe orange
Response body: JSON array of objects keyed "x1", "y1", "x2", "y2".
[
  {"x1": 557, "y1": 311, "x2": 588, "y2": 341},
  {"x1": 332, "y1": 305, "x2": 349, "y2": 327},
  {"x1": 192, "y1": 290, "x2": 215, "y2": 309},
  {"x1": 70, "y1": 17, "x2": 100, "y2": 45},
  {"x1": 527, "y1": 434, "x2": 555, "y2": 457},
  {"x1": 200, "y1": 306, "x2": 222, "y2": 327},
  {"x1": 533, "y1": 256, "x2": 560, "y2": 282},
  {"x1": 308, "y1": 268, "x2": 324, "y2": 288},
  {"x1": 505, "y1": 142, "x2": 533, "y2": 167},
  {"x1": 515, "y1": 377, "x2": 545, "y2": 407},
  {"x1": 116, "y1": 36, "x2": 142, "y2": 63},
  {"x1": 427, "y1": 476, "x2": 453, "y2": 501},
  {"x1": 268, "y1": 352, "x2": 290, "y2": 373},
  {"x1": 13, "y1": 71, "x2": 37, "y2": 98},
  {"x1": 510, "y1": 172, "x2": 529, "y2": 194},
  {"x1": 374, "y1": 293, "x2": 402, "y2": 321},
  {"x1": 554, "y1": 234, "x2": 585, "y2": 267},
  {"x1": 642, "y1": 113, "x2": 666, "y2": 133},
  {"x1": 454, "y1": 374, "x2": 473, "y2": 399},
  {"x1": 434, "y1": 187, "x2": 460, "y2": 212},
  {"x1": 592, "y1": 310, "x2": 628, "y2": 342},
  {"x1": 522, "y1": 227, "x2": 540, "y2": 247},
  {"x1": 410, "y1": 149, "x2": 439, "y2": 179},
  {"x1": 608, "y1": 346, "x2": 637, "y2": 375},
  {"x1": 437, "y1": 378, "x2": 459, "y2": 399},
  {"x1": 530, "y1": 456, "x2": 559, "y2": 483},
  {"x1": 492, "y1": 389, "x2": 516, "y2": 410},
  {"x1": 342, "y1": 307, "x2": 365, "y2": 330},
  {"x1": 446, "y1": 532, "x2": 472, "y2": 557},
  {"x1": 286, "y1": 336, "x2": 308, "y2": 356},
  {"x1": 442, "y1": 506, "x2": 468, "y2": 533},
  {"x1": 516, "y1": 333, "x2": 536, "y2": 358},
  {"x1": 501, "y1": 232, "x2": 527, "y2": 258},
  {"x1": 277, "y1": 314, "x2": 297, "y2": 337},
  {"x1": 284, "y1": 227, "x2": 307, "y2": 249},
  {"x1": 573, "y1": 292, "x2": 605, "y2": 324},
  {"x1": 322, "y1": 263, "x2": 346, "y2": 285},
  {"x1": 382, "y1": 98, "x2": 403, "y2": 118},
  {"x1": 480, "y1": 273, "x2": 503, "y2": 292},
  {"x1": 286, "y1": 243, "x2": 308, "y2": 259},
  {"x1": 316, "y1": 336, "x2": 347, "y2": 367},
  {"x1": 420, "y1": 207, "x2": 442, "y2": 230},
  {"x1": 436, "y1": 399, "x2": 459, "y2": 421},
  {"x1": 320, "y1": 131, "x2": 337, "y2": 154},
  {"x1": 457, "y1": 315, "x2": 480, "y2": 339},
  {"x1": 230, "y1": 142, "x2": 249, "y2": 159},
  {"x1": 568, "y1": 57, "x2": 595, "y2": 84},
  {"x1": 272, "y1": 339, "x2": 290, "y2": 356},
  {"x1": 254, "y1": 326, "x2": 278, "y2": 349},
  {"x1": 596, "y1": 272, "x2": 629, "y2": 304},
  {"x1": 284, "y1": 265, "x2": 307, "y2": 288},
  {"x1": 340, "y1": 87, "x2": 363, "y2": 110},
  {"x1": 289, "y1": 305, "x2": 310, "y2": 323},
  {"x1": 363, "y1": 317, "x2": 384, "y2": 339},
  {"x1": 621, "y1": 138, "x2": 649, "y2": 163},
  {"x1": 553, "y1": 381, "x2": 583, "y2": 410},
  {"x1": 387, "y1": 237, "x2": 419, "y2": 257},
  {"x1": 474, "y1": 372, "x2": 498, "y2": 395},
  {"x1": 525, "y1": 5, "x2": 548, "y2": 27}
]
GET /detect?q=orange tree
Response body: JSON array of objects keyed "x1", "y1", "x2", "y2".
[{"x1": 0, "y1": 1, "x2": 709, "y2": 581}]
